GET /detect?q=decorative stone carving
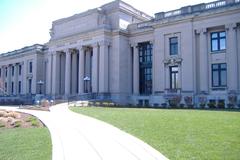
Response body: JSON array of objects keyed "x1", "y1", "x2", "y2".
[{"x1": 163, "y1": 57, "x2": 182, "y2": 66}]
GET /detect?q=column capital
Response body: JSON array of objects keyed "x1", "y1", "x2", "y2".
[
  {"x1": 225, "y1": 23, "x2": 237, "y2": 31},
  {"x1": 195, "y1": 28, "x2": 207, "y2": 35},
  {"x1": 99, "y1": 40, "x2": 111, "y2": 46},
  {"x1": 130, "y1": 43, "x2": 138, "y2": 48},
  {"x1": 92, "y1": 42, "x2": 98, "y2": 48}
]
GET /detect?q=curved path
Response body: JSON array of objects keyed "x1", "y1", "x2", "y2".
[{"x1": 0, "y1": 103, "x2": 168, "y2": 160}]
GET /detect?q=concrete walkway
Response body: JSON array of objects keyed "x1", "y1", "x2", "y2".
[{"x1": 0, "y1": 104, "x2": 168, "y2": 160}]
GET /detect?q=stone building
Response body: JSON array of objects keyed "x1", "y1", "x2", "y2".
[{"x1": 0, "y1": 0, "x2": 240, "y2": 107}]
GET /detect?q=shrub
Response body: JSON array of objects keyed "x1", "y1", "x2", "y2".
[
  {"x1": 161, "y1": 103, "x2": 167, "y2": 108},
  {"x1": 168, "y1": 95, "x2": 182, "y2": 108},
  {"x1": 200, "y1": 103, "x2": 206, "y2": 109},
  {"x1": 0, "y1": 122, "x2": 5, "y2": 128},
  {"x1": 180, "y1": 103, "x2": 185, "y2": 108},
  {"x1": 217, "y1": 101, "x2": 225, "y2": 109},
  {"x1": 208, "y1": 102, "x2": 216, "y2": 109},
  {"x1": 0, "y1": 111, "x2": 7, "y2": 117},
  {"x1": 199, "y1": 96, "x2": 207, "y2": 108},
  {"x1": 14, "y1": 121, "x2": 21, "y2": 128},
  {"x1": 7, "y1": 111, "x2": 20, "y2": 119},
  {"x1": 184, "y1": 96, "x2": 193, "y2": 106}
]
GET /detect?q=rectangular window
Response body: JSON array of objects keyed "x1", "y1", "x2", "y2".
[
  {"x1": 169, "y1": 37, "x2": 178, "y2": 55},
  {"x1": 28, "y1": 79, "x2": 32, "y2": 94},
  {"x1": 212, "y1": 63, "x2": 227, "y2": 87},
  {"x1": 18, "y1": 81, "x2": 21, "y2": 94},
  {"x1": 12, "y1": 66, "x2": 14, "y2": 76},
  {"x1": 139, "y1": 42, "x2": 152, "y2": 95},
  {"x1": 19, "y1": 65, "x2": 22, "y2": 75},
  {"x1": 0, "y1": 68, "x2": 1, "y2": 77},
  {"x1": 211, "y1": 31, "x2": 226, "y2": 52},
  {"x1": 29, "y1": 62, "x2": 32, "y2": 73},
  {"x1": 170, "y1": 66, "x2": 179, "y2": 89}
]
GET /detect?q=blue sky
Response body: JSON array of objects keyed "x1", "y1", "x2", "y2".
[{"x1": 0, "y1": 0, "x2": 213, "y2": 53}]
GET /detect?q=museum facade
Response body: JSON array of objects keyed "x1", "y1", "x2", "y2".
[{"x1": 0, "y1": 0, "x2": 240, "y2": 107}]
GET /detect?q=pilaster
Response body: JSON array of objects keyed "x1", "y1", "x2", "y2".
[
  {"x1": 99, "y1": 41, "x2": 110, "y2": 93},
  {"x1": 91, "y1": 43, "x2": 99, "y2": 93},
  {"x1": 197, "y1": 28, "x2": 208, "y2": 93},
  {"x1": 132, "y1": 43, "x2": 139, "y2": 95},
  {"x1": 226, "y1": 23, "x2": 238, "y2": 92}
]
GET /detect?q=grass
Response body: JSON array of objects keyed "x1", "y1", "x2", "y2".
[
  {"x1": 26, "y1": 116, "x2": 39, "y2": 126},
  {"x1": 0, "y1": 128, "x2": 52, "y2": 160},
  {"x1": 70, "y1": 107, "x2": 240, "y2": 160}
]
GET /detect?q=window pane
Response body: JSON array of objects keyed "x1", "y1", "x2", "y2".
[
  {"x1": 170, "y1": 37, "x2": 177, "y2": 43},
  {"x1": 221, "y1": 70, "x2": 227, "y2": 86},
  {"x1": 212, "y1": 40, "x2": 218, "y2": 51},
  {"x1": 213, "y1": 71, "x2": 219, "y2": 86},
  {"x1": 220, "y1": 63, "x2": 226, "y2": 69},
  {"x1": 220, "y1": 38, "x2": 226, "y2": 50},
  {"x1": 211, "y1": 33, "x2": 218, "y2": 38},
  {"x1": 220, "y1": 32, "x2": 225, "y2": 37},
  {"x1": 212, "y1": 64, "x2": 218, "y2": 70}
]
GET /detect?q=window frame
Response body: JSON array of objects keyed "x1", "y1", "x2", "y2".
[
  {"x1": 212, "y1": 63, "x2": 227, "y2": 87},
  {"x1": 169, "y1": 66, "x2": 179, "y2": 89},
  {"x1": 210, "y1": 31, "x2": 226, "y2": 52},
  {"x1": 169, "y1": 37, "x2": 178, "y2": 55},
  {"x1": 139, "y1": 42, "x2": 153, "y2": 95},
  {"x1": 29, "y1": 61, "x2": 33, "y2": 73}
]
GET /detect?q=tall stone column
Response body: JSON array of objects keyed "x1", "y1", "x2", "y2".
[
  {"x1": 92, "y1": 43, "x2": 99, "y2": 93},
  {"x1": 14, "y1": 64, "x2": 18, "y2": 95},
  {"x1": 46, "y1": 54, "x2": 52, "y2": 95},
  {"x1": 7, "y1": 65, "x2": 11, "y2": 95},
  {"x1": 65, "y1": 49, "x2": 71, "y2": 96},
  {"x1": 71, "y1": 51, "x2": 78, "y2": 95},
  {"x1": 78, "y1": 46, "x2": 84, "y2": 94},
  {"x1": 22, "y1": 61, "x2": 27, "y2": 94},
  {"x1": 226, "y1": 23, "x2": 238, "y2": 91},
  {"x1": 133, "y1": 44, "x2": 139, "y2": 95},
  {"x1": 198, "y1": 28, "x2": 208, "y2": 93},
  {"x1": 99, "y1": 41, "x2": 109, "y2": 93},
  {"x1": 52, "y1": 52, "x2": 57, "y2": 95}
]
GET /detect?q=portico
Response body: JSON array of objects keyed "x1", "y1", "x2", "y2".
[{"x1": 50, "y1": 41, "x2": 110, "y2": 98}]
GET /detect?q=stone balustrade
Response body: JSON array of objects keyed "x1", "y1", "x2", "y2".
[{"x1": 154, "y1": 0, "x2": 240, "y2": 20}]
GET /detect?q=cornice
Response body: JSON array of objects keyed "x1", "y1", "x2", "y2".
[{"x1": 48, "y1": 28, "x2": 112, "y2": 47}]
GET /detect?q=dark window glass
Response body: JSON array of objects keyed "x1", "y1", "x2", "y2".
[
  {"x1": 170, "y1": 66, "x2": 179, "y2": 89},
  {"x1": 5, "y1": 82, "x2": 7, "y2": 92},
  {"x1": 18, "y1": 81, "x2": 21, "y2": 94},
  {"x1": 170, "y1": 37, "x2": 178, "y2": 55},
  {"x1": 28, "y1": 79, "x2": 32, "y2": 94},
  {"x1": 211, "y1": 31, "x2": 226, "y2": 52},
  {"x1": 29, "y1": 62, "x2": 33, "y2": 73},
  {"x1": 0, "y1": 68, "x2": 1, "y2": 77},
  {"x1": 19, "y1": 65, "x2": 22, "y2": 75},
  {"x1": 12, "y1": 66, "x2": 14, "y2": 76},
  {"x1": 5, "y1": 67, "x2": 7, "y2": 77},
  {"x1": 11, "y1": 82, "x2": 14, "y2": 94},
  {"x1": 212, "y1": 63, "x2": 227, "y2": 87},
  {"x1": 139, "y1": 42, "x2": 152, "y2": 95}
]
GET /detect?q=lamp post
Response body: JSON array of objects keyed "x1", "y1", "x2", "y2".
[{"x1": 37, "y1": 80, "x2": 44, "y2": 94}]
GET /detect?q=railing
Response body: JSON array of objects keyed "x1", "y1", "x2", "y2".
[
  {"x1": 154, "y1": 0, "x2": 240, "y2": 20},
  {"x1": 164, "y1": 9, "x2": 181, "y2": 18}
]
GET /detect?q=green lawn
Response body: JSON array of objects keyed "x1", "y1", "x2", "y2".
[
  {"x1": 0, "y1": 128, "x2": 52, "y2": 160},
  {"x1": 70, "y1": 107, "x2": 240, "y2": 160}
]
